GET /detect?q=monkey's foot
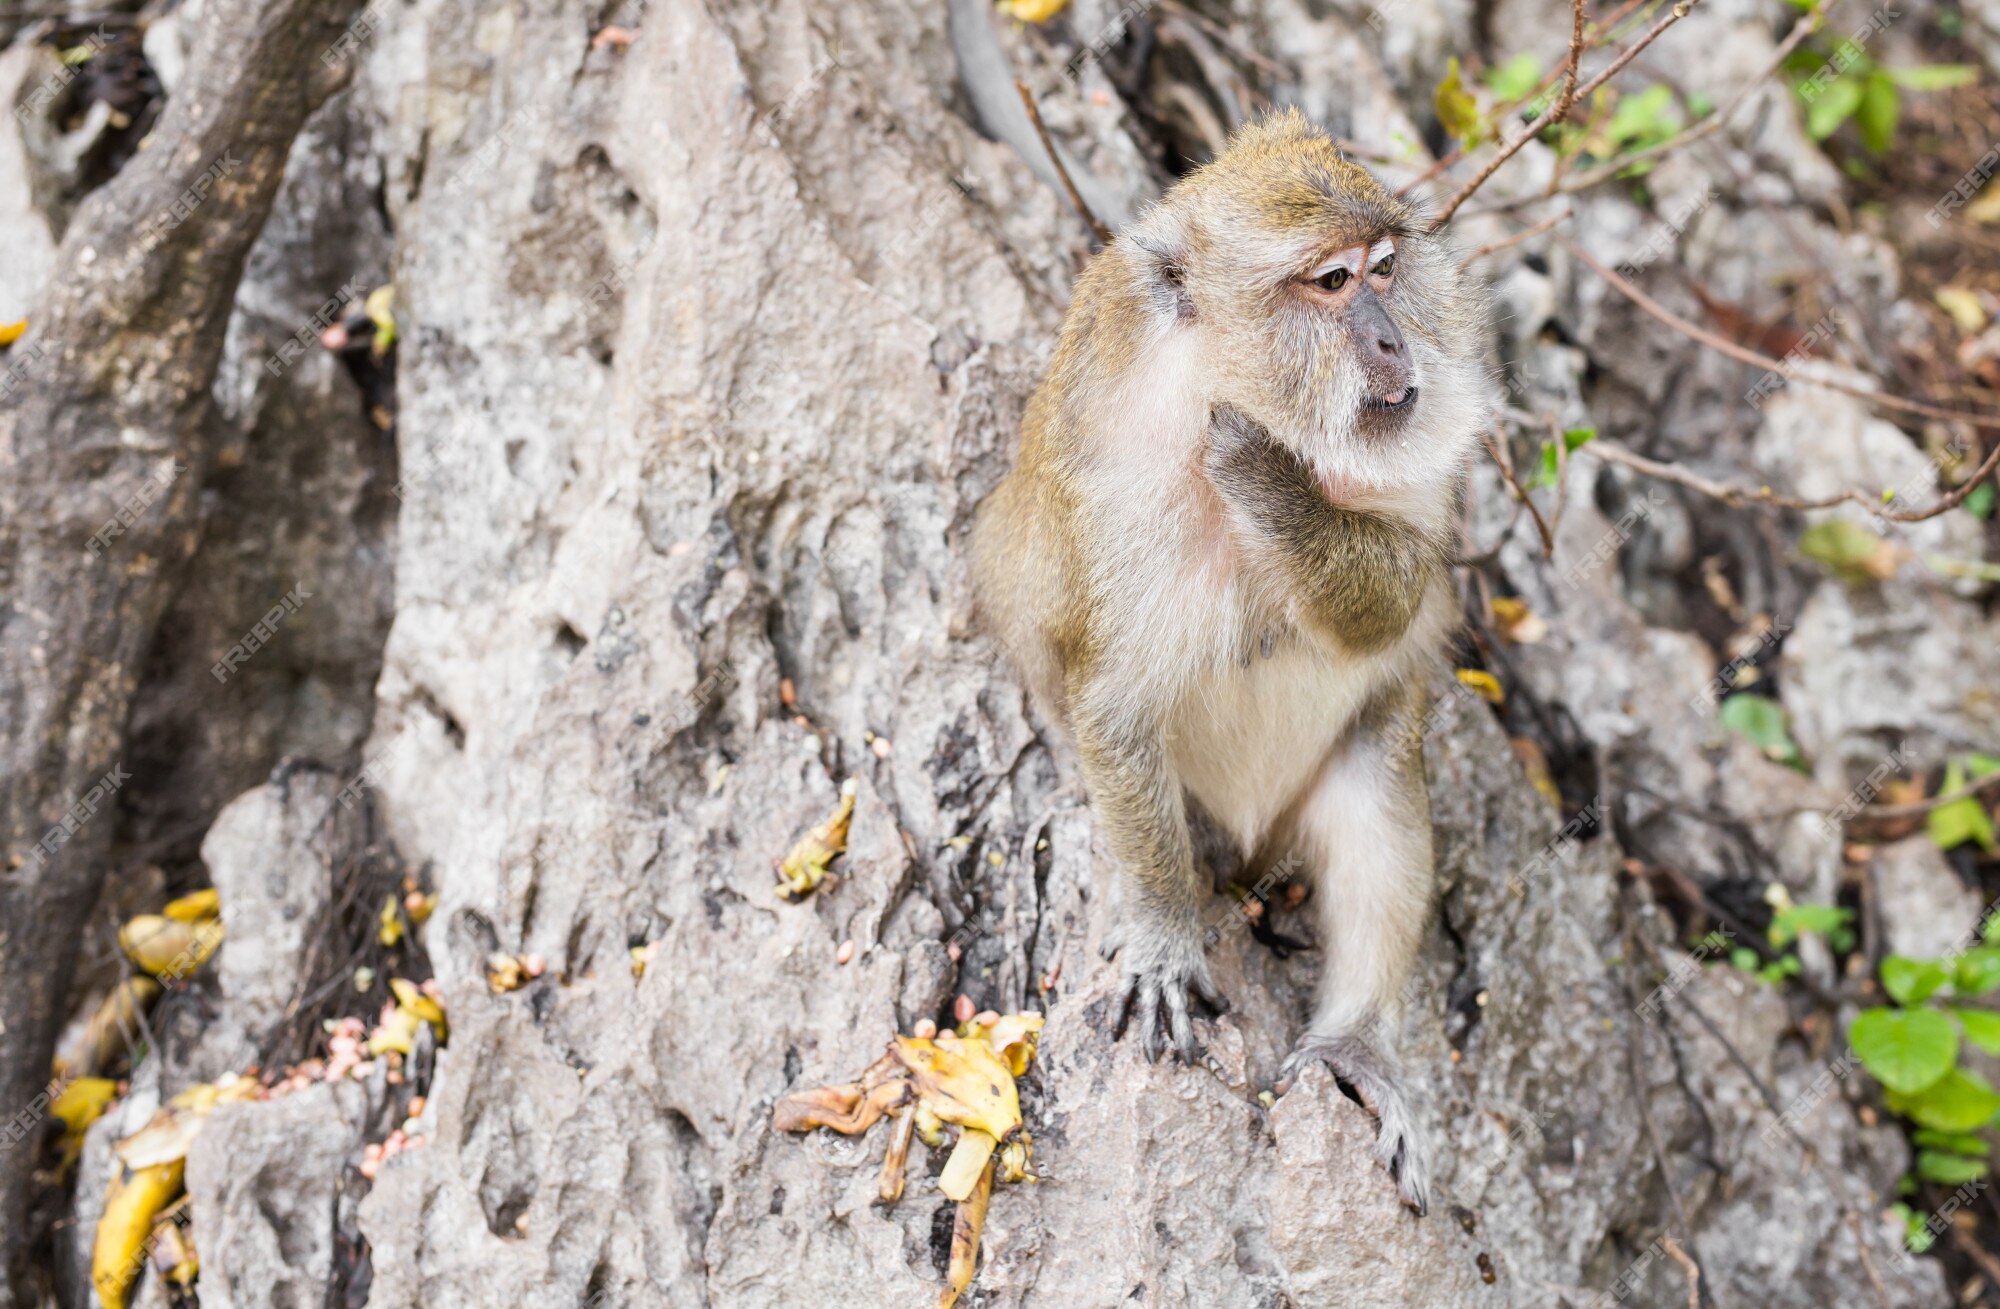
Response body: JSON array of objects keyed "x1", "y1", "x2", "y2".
[
  {"x1": 1102, "y1": 923, "x2": 1228, "y2": 1064},
  {"x1": 1278, "y1": 1034, "x2": 1431, "y2": 1216}
]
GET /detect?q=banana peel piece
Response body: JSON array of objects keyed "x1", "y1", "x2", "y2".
[
  {"x1": 938, "y1": 1155, "x2": 994, "y2": 1309},
  {"x1": 115, "y1": 1077, "x2": 256, "y2": 1170},
  {"x1": 772, "y1": 1052, "x2": 904, "y2": 1134},
  {"x1": 970, "y1": 1012, "x2": 1044, "y2": 1077},
  {"x1": 161, "y1": 888, "x2": 219, "y2": 922},
  {"x1": 390, "y1": 977, "x2": 448, "y2": 1041},
  {"x1": 53, "y1": 1076, "x2": 120, "y2": 1169},
  {"x1": 892, "y1": 1035, "x2": 1020, "y2": 1141},
  {"x1": 92, "y1": 1160, "x2": 184, "y2": 1307},
  {"x1": 938, "y1": 1127, "x2": 997, "y2": 1201},
  {"x1": 118, "y1": 915, "x2": 223, "y2": 981},
  {"x1": 775, "y1": 778, "x2": 856, "y2": 899}
]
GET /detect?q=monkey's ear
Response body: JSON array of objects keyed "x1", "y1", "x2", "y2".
[{"x1": 1129, "y1": 230, "x2": 1195, "y2": 323}]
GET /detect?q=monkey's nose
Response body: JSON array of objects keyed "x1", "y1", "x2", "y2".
[{"x1": 1374, "y1": 321, "x2": 1408, "y2": 360}]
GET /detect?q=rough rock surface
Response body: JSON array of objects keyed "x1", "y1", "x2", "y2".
[{"x1": 20, "y1": 0, "x2": 2000, "y2": 1303}]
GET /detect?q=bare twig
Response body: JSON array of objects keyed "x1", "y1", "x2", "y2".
[
  {"x1": 1480, "y1": 426, "x2": 1555, "y2": 558},
  {"x1": 1553, "y1": 0, "x2": 1590, "y2": 123},
  {"x1": 1015, "y1": 80, "x2": 1113, "y2": 246},
  {"x1": 1659, "y1": 1237, "x2": 1701, "y2": 1309},
  {"x1": 1457, "y1": 207, "x2": 1574, "y2": 270},
  {"x1": 1465, "y1": 5, "x2": 1830, "y2": 219},
  {"x1": 1430, "y1": 0, "x2": 1704, "y2": 231},
  {"x1": 1558, "y1": 232, "x2": 2000, "y2": 437},
  {"x1": 1853, "y1": 768, "x2": 2000, "y2": 823}
]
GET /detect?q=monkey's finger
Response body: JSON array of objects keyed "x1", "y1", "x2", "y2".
[
  {"x1": 1137, "y1": 986, "x2": 1164, "y2": 1064},
  {"x1": 1191, "y1": 974, "x2": 1229, "y2": 1016},
  {"x1": 1111, "y1": 983, "x2": 1138, "y2": 1042},
  {"x1": 1164, "y1": 988, "x2": 1195, "y2": 1063}
]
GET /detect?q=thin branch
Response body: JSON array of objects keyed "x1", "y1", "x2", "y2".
[
  {"x1": 1457, "y1": 207, "x2": 1574, "y2": 270},
  {"x1": 1579, "y1": 435, "x2": 2000, "y2": 527},
  {"x1": 1466, "y1": 5, "x2": 1829, "y2": 219},
  {"x1": 1015, "y1": 80, "x2": 1113, "y2": 246},
  {"x1": 1853, "y1": 768, "x2": 2000, "y2": 823},
  {"x1": 1553, "y1": 0, "x2": 1590, "y2": 123},
  {"x1": 1480, "y1": 426, "x2": 1555, "y2": 557},
  {"x1": 1430, "y1": 0, "x2": 1704, "y2": 231},
  {"x1": 1659, "y1": 1236, "x2": 1701, "y2": 1309},
  {"x1": 1558, "y1": 232, "x2": 2000, "y2": 434}
]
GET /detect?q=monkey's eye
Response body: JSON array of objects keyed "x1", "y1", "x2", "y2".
[
  {"x1": 1371, "y1": 253, "x2": 1395, "y2": 278},
  {"x1": 1315, "y1": 267, "x2": 1350, "y2": 292}
]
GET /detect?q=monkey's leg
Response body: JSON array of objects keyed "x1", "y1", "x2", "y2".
[
  {"x1": 1073, "y1": 689, "x2": 1226, "y2": 1064},
  {"x1": 1276, "y1": 692, "x2": 1436, "y2": 1215}
]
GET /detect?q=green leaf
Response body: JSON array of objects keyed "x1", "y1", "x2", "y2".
[
  {"x1": 1435, "y1": 58, "x2": 1483, "y2": 145},
  {"x1": 1913, "y1": 1128, "x2": 1991, "y2": 1156},
  {"x1": 1606, "y1": 84, "x2": 1682, "y2": 151},
  {"x1": 1955, "y1": 1007, "x2": 2000, "y2": 1054},
  {"x1": 1969, "y1": 754, "x2": 2000, "y2": 779},
  {"x1": 1964, "y1": 482, "x2": 1995, "y2": 519},
  {"x1": 1892, "y1": 1200, "x2": 1936, "y2": 1253},
  {"x1": 1889, "y1": 1067, "x2": 2000, "y2": 1132},
  {"x1": 1882, "y1": 955, "x2": 1951, "y2": 1005},
  {"x1": 1719, "y1": 694, "x2": 1802, "y2": 767},
  {"x1": 1956, "y1": 948, "x2": 2000, "y2": 996},
  {"x1": 1730, "y1": 946, "x2": 1762, "y2": 973},
  {"x1": 1929, "y1": 759, "x2": 1999, "y2": 854},
  {"x1": 1798, "y1": 519, "x2": 1894, "y2": 580},
  {"x1": 1855, "y1": 71, "x2": 1899, "y2": 155},
  {"x1": 1525, "y1": 428, "x2": 1597, "y2": 491},
  {"x1": 1916, "y1": 1150, "x2": 1989, "y2": 1184},
  {"x1": 1887, "y1": 64, "x2": 1979, "y2": 92},
  {"x1": 1852, "y1": 1006, "x2": 1958, "y2": 1094},
  {"x1": 1805, "y1": 76, "x2": 1864, "y2": 140},
  {"x1": 1484, "y1": 53, "x2": 1543, "y2": 102}
]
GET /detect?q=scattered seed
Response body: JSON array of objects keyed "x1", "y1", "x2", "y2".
[
  {"x1": 836, "y1": 939, "x2": 855, "y2": 965},
  {"x1": 913, "y1": 1018, "x2": 938, "y2": 1039},
  {"x1": 780, "y1": 678, "x2": 797, "y2": 708},
  {"x1": 954, "y1": 995, "x2": 976, "y2": 1024}
]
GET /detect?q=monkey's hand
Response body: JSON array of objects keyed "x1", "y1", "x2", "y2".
[
  {"x1": 1278, "y1": 1032, "x2": 1432, "y2": 1216},
  {"x1": 1102, "y1": 909, "x2": 1228, "y2": 1065}
]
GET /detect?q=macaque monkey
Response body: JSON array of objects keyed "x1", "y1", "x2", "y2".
[{"x1": 972, "y1": 110, "x2": 1488, "y2": 1213}]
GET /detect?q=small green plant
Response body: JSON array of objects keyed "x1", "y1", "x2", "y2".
[
  {"x1": 1784, "y1": 39, "x2": 1977, "y2": 156},
  {"x1": 1718, "y1": 693, "x2": 1804, "y2": 770},
  {"x1": 1524, "y1": 428, "x2": 1596, "y2": 491},
  {"x1": 1928, "y1": 754, "x2": 2000, "y2": 855},
  {"x1": 1728, "y1": 895, "x2": 1852, "y2": 984},
  {"x1": 1850, "y1": 918, "x2": 2000, "y2": 1184}
]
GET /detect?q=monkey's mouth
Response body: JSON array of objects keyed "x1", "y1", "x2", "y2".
[{"x1": 1362, "y1": 385, "x2": 1417, "y2": 412}]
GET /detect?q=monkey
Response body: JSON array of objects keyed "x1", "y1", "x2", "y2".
[{"x1": 971, "y1": 108, "x2": 1489, "y2": 1214}]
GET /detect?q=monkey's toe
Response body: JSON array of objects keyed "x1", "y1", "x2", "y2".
[{"x1": 1281, "y1": 1034, "x2": 1431, "y2": 1217}]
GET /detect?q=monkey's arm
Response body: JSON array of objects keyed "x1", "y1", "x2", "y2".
[
  {"x1": 1203, "y1": 407, "x2": 1444, "y2": 654},
  {"x1": 1068, "y1": 682, "x2": 1224, "y2": 1062}
]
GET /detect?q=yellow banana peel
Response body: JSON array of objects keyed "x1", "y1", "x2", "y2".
[
  {"x1": 91, "y1": 1160, "x2": 184, "y2": 1307},
  {"x1": 775, "y1": 780, "x2": 856, "y2": 899}
]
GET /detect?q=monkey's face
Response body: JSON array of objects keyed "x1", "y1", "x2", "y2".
[{"x1": 1131, "y1": 111, "x2": 1488, "y2": 492}]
